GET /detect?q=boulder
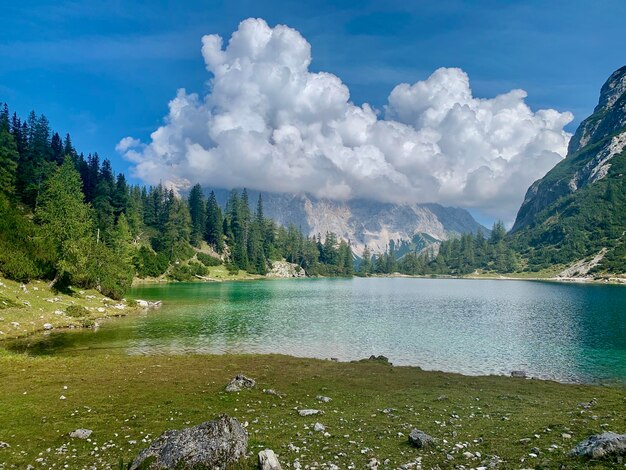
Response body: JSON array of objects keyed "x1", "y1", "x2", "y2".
[
  {"x1": 316, "y1": 395, "x2": 332, "y2": 403},
  {"x1": 298, "y1": 409, "x2": 322, "y2": 417},
  {"x1": 43, "y1": 323, "x2": 53, "y2": 330},
  {"x1": 130, "y1": 415, "x2": 247, "y2": 470},
  {"x1": 510, "y1": 370, "x2": 527, "y2": 378},
  {"x1": 313, "y1": 422, "x2": 326, "y2": 432},
  {"x1": 258, "y1": 449, "x2": 282, "y2": 470},
  {"x1": 225, "y1": 374, "x2": 256, "y2": 392},
  {"x1": 0, "y1": 441, "x2": 10, "y2": 449},
  {"x1": 408, "y1": 429, "x2": 435, "y2": 448},
  {"x1": 69, "y1": 429, "x2": 93, "y2": 439},
  {"x1": 570, "y1": 432, "x2": 626, "y2": 459}
]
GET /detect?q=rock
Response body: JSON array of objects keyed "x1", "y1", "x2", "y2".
[
  {"x1": 298, "y1": 409, "x2": 322, "y2": 417},
  {"x1": 369, "y1": 354, "x2": 391, "y2": 364},
  {"x1": 43, "y1": 323, "x2": 53, "y2": 330},
  {"x1": 225, "y1": 374, "x2": 256, "y2": 392},
  {"x1": 267, "y1": 261, "x2": 306, "y2": 278},
  {"x1": 263, "y1": 389, "x2": 284, "y2": 398},
  {"x1": 367, "y1": 457, "x2": 379, "y2": 469},
  {"x1": 463, "y1": 451, "x2": 475, "y2": 459},
  {"x1": 136, "y1": 299, "x2": 162, "y2": 309},
  {"x1": 562, "y1": 433, "x2": 572, "y2": 439},
  {"x1": 69, "y1": 429, "x2": 93, "y2": 439},
  {"x1": 130, "y1": 415, "x2": 247, "y2": 470},
  {"x1": 96, "y1": 307, "x2": 106, "y2": 313},
  {"x1": 570, "y1": 432, "x2": 626, "y2": 459},
  {"x1": 0, "y1": 441, "x2": 10, "y2": 449},
  {"x1": 510, "y1": 370, "x2": 527, "y2": 378},
  {"x1": 313, "y1": 422, "x2": 326, "y2": 432},
  {"x1": 316, "y1": 395, "x2": 332, "y2": 403},
  {"x1": 54, "y1": 310, "x2": 64, "y2": 315},
  {"x1": 408, "y1": 429, "x2": 435, "y2": 448},
  {"x1": 258, "y1": 449, "x2": 282, "y2": 470}
]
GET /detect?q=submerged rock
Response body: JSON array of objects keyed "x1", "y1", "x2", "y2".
[
  {"x1": 130, "y1": 415, "x2": 247, "y2": 469},
  {"x1": 408, "y1": 429, "x2": 435, "y2": 448},
  {"x1": 510, "y1": 370, "x2": 527, "y2": 378},
  {"x1": 570, "y1": 432, "x2": 626, "y2": 459},
  {"x1": 225, "y1": 374, "x2": 256, "y2": 392},
  {"x1": 259, "y1": 449, "x2": 282, "y2": 470}
]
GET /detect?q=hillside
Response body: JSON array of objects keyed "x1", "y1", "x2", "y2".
[{"x1": 510, "y1": 65, "x2": 626, "y2": 273}]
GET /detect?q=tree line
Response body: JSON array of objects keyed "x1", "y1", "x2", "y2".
[{"x1": 0, "y1": 104, "x2": 357, "y2": 298}]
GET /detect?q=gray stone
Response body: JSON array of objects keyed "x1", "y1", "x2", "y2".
[
  {"x1": 313, "y1": 422, "x2": 326, "y2": 432},
  {"x1": 258, "y1": 449, "x2": 282, "y2": 470},
  {"x1": 298, "y1": 409, "x2": 322, "y2": 417},
  {"x1": 316, "y1": 395, "x2": 332, "y2": 403},
  {"x1": 43, "y1": 323, "x2": 53, "y2": 330},
  {"x1": 0, "y1": 441, "x2": 10, "y2": 449},
  {"x1": 69, "y1": 429, "x2": 92, "y2": 439},
  {"x1": 130, "y1": 415, "x2": 247, "y2": 469},
  {"x1": 570, "y1": 432, "x2": 626, "y2": 459},
  {"x1": 225, "y1": 374, "x2": 256, "y2": 392},
  {"x1": 408, "y1": 429, "x2": 435, "y2": 448},
  {"x1": 510, "y1": 370, "x2": 527, "y2": 378}
]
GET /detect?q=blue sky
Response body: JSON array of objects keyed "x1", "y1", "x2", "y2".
[{"x1": 2, "y1": 0, "x2": 626, "y2": 218}]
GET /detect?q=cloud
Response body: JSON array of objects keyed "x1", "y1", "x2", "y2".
[{"x1": 119, "y1": 18, "x2": 573, "y2": 221}]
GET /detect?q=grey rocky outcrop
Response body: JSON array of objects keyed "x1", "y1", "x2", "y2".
[
  {"x1": 570, "y1": 432, "x2": 626, "y2": 459},
  {"x1": 69, "y1": 429, "x2": 92, "y2": 439},
  {"x1": 258, "y1": 449, "x2": 282, "y2": 470},
  {"x1": 408, "y1": 429, "x2": 435, "y2": 448},
  {"x1": 130, "y1": 415, "x2": 247, "y2": 469},
  {"x1": 267, "y1": 261, "x2": 306, "y2": 278},
  {"x1": 225, "y1": 374, "x2": 256, "y2": 392}
]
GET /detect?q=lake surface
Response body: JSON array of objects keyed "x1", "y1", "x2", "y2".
[{"x1": 10, "y1": 278, "x2": 626, "y2": 384}]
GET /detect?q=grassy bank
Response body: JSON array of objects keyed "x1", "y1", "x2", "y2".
[
  {"x1": 0, "y1": 352, "x2": 623, "y2": 469},
  {"x1": 0, "y1": 277, "x2": 141, "y2": 341}
]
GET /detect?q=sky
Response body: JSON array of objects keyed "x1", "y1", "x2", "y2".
[{"x1": 2, "y1": 0, "x2": 626, "y2": 224}]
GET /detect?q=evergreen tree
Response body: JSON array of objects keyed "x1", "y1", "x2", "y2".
[
  {"x1": 0, "y1": 125, "x2": 19, "y2": 196},
  {"x1": 188, "y1": 184, "x2": 206, "y2": 247},
  {"x1": 360, "y1": 246, "x2": 372, "y2": 275},
  {"x1": 35, "y1": 158, "x2": 94, "y2": 287},
  {"x1": 205, "y1": 191, "x2": 224, "y2": 252}
]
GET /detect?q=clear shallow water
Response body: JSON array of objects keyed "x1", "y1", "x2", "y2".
[{"x1": 9, "y1": 278, "x2": 626, "y2": 384}]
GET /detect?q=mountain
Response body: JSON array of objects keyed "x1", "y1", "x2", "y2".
[
  {"x1": 510, "y1": 65, "x2": 626, "y2": 273},
  {"x1": 212, "y1": 190, "x2": 488, "y2": 254}
]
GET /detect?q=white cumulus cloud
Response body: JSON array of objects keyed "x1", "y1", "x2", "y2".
[{"x1": 119, "y1": 18, "x2": 573, "y2": 221}]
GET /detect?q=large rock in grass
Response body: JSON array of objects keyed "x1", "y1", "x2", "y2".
[
  {"x1": 570, "y1": 432, "x2": 626, "y2": 459},
  {"x1": 408, "y1": 429, "x2": 435, "y2": 448},
  {"x1": 130, "y1": 415, "x2": 247, "y2": 469},
  {"x1": 225, "y1": 374, "x2": 256, "y2": 392},
  {"x1": 259, "y1": 449, "x2": 282, "y2": 470}
]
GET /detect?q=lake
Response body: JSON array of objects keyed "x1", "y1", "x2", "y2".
[{"x1": 9, "y1": 278, "x2": 626, "y2": 384}]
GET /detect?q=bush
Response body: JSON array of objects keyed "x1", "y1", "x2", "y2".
[
  {"x1": 168, "y1": 261, "x2": 208, "y2": 282},
  {"x1": 66, "y1": 305, "x2": 89, "y2": 317},
  {"x1": 226, "y1": 263, "x2": 239, "y2": 275},
  {"x1": 196, "y1": 252, "x2": 222, "y2": 267},
  {"x1": 134, "y1": 246, "x2": 169, "y2": 278}
]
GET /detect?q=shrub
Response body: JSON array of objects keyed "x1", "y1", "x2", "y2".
[
  {"x1": 66, "y1": 305, "x2": 89, "y2": 317},
  {"x1": 197, "y1": 252, "x2": 222, "y2": 267}
]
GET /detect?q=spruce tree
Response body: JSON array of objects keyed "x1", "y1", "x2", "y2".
[
  {"x1": 187, "y1": 184, "x2": 206, "y2": 247},
  {"x1": 205, "y1": 191, "x2": 224, "y2": 252}
]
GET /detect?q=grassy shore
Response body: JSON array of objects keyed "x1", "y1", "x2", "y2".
[
  {"x1": 0, "y1": 352, "x2": 624, "y2": 469},
  {"x1": 0, "y1": 277, "x2": 142, "y2": 341}
]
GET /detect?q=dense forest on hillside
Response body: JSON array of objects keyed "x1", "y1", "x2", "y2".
[{"x1": 0, "y1": 104, "x2": 358, "y2": 298}]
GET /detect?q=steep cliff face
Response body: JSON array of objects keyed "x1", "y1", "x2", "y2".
[
  {"x1": 213, "y1": 190, "x2": 487, "y2": 254},
  {"x1": 510, "y1": 66, "x2": 626, "y2": 272},
  {"x1": 512, "y1": 66, "x2": 626, "y2": 232}
]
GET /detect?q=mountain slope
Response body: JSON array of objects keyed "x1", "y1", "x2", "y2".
[
  {"x1": 213, "y1": 190, "x2": 488, "y2": 254},
  {"x1": 510, "y1": 65, "x2": 626, "y2": 272}
]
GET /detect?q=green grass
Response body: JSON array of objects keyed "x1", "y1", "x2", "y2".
[
  {"x1": 0, "y1": 352, "x2": 624, "y2": 469},
  {"x1": 0, "y1": 276, "x2": 140, "y2": 340}
]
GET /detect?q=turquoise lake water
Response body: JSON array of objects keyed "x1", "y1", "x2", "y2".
[{"x1": 11, "y1": 278, "x2": 626, "y2": 384}]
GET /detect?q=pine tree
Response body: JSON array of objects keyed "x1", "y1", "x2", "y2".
[
  {"x1": 205, "y1": 191, "x2": 224, "y2": 253},
  {"x1": 0, "y1": 125, "x2": 19, "y2": 196},
  {"x1": 35, "y1": 158, "x2": 94, "y2": 287},
  {"x1": 187, "y1": 184, "x2": 206, "y2": 247},
  {"x1": 360, "y1": 246, "x2": 372, "y2": 275}
]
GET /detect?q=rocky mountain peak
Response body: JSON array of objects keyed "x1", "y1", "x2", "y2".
[{"x1": 568, "y1": 65, "x2": 626, "y2": 154}]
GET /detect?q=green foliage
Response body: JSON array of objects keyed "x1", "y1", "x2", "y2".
[
  {"x1": 196, "y1": 252, "x2": 222, "y2": 267},
  {"x1": 134, "y1": 246, "x2": 169, "y2": 278},
  {"x1": 65, "y1": 305, "x2": 89, "y2": 317},
  {"x1": 168, "y1": 261, "x2": 209, "y2": 281}
]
